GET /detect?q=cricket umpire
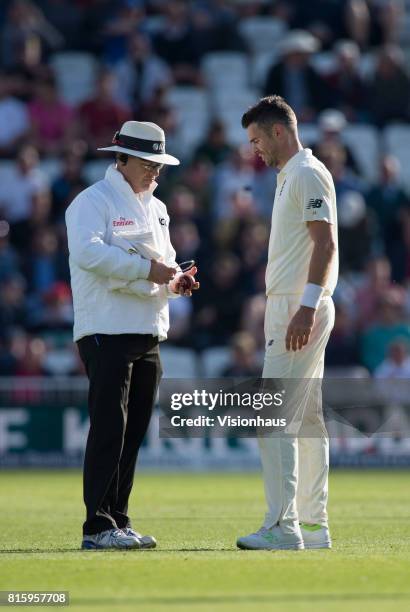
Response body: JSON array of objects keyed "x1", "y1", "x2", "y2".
[
  {"x1": 237, "y1": 96, "x2": 338, "y2": 551},
  {"x1": 66, "y1": 121, "x2": 199, "y2": 550}
]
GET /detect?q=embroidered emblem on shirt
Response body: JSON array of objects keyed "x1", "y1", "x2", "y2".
[{"x1": 159, "y1": 217, "x2": 167, "y2": 226}]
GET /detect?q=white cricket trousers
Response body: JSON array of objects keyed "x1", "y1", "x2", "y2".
[{"x1": 260, "y1": 294, "x2": 335, "y2": 534}]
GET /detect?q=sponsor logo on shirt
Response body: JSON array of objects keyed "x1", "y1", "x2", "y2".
[
  {"x1": 307, "y1": 198, "x2": 323, "y2": 209},
  {"x1": 159, "y1": 217, "x2": 168, "y2": 227},
  {"x1": 113, "y1": 217, "x2": 135, "y2": 227}
]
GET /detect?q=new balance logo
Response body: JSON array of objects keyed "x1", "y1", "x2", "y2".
[{"x1": 307, "y1": 198, "x2": 323, "y2": 209}]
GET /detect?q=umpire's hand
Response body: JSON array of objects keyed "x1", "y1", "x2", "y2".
[
  {"x1": 286, "y1": 306, "x2": 316, "y2": 352},
  {"x1": 148, "y1": 260, "x2": 177, "y2": 284}
]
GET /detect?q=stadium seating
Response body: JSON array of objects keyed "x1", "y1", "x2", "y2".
[
  {"x1": 212, "y1": 88, "x2": 260, "y2": 146},
  {"x1": 344, "y1": 125, "x2": 380, "y2": 184},
  {"x1": 239, "y1": 16, "x2": 287, "y2": 55},
  {"x1": 384, "y1": 123, "x2": 410, "y2": 191},
  {"x1": 165, "y1": 86, "x2": 211, "y2": 159},
  {"x1": 200, "y1": 346, "x2": 231, "y2": 378},
  {"x1": 50, "y1": 52, "x2": 99, "y2": 106},
  {"x1": 201, "y1": 52, "x2": 251, "y2": 91},
  {"x1": 159, "y1": 346, "x2": 199, "y2": 378}
]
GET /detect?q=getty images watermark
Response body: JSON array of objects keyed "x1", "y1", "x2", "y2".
[{"x1": 168, "y1": 388, "x2": 286, "y2": 429}]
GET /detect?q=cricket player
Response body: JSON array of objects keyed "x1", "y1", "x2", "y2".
[{"x1": 237, "y1": 96, "x2": 338, "y2": 550}]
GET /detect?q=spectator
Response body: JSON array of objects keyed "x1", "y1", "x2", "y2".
[
  {"x1": 14, "y1": 334, "x2": 47, "y2": 376},
  {"x1": 287, "y1": 0, "x2": 346, "y2": 47},
  {"x1": 325, "y1": 302, "x2": 360, "y2": 367},
  {"x1": 153, "y1": 0, "x2": 200, "y2": 85},
  {"x1": 313, "y1": 109, "x2": 361, "y2": 176},
  {"x1": 28, "y1": 280, "x2": 73, "y2": 333},
  {"x1": 0, "y1": 144, "x2": 48, "y2": 250},
  {"x1": 395, "y1": 208, "x2": 410, "y2": 284},
  {"x1": 264, "y1": 29, "x2": 329, "y2": 121},
  {"x1": 51, "y1": 151, "x2": 88, "y2": 224},
  {"x1": 0, "y1": 226, "x2": 21, "y2": 284},
  {"x1": 213, "y1": 147, "x2": 255, "y2": 219},
  {"x1": 366, "y1": 155, "x2": 409, "y2": 280},
  {"x1": 344, "y1": 0, "x2": 370, "y2": 49},
  {"x1": 235, "y1": 220, "x2": 269, "y2": 295},
  {"x1": 369, "y1": 0, "x2": 405, "y2": 47},
  {"x1": 167, "y1": 295, "x2": 193, "y2": 345},
  {"x1": 355, "y1": 256, "x2": 405, "y2": 329},
  {"x1": 190, "y1": 2, "x2": 245, "y2": 57},
  {"x1": 374, "y1": 338, "x2": 410, "y2": 378},
  {"x1": 36, "y1": 0, "x2": 83, "y2": 50},
  {"x1": 367, "y1": 44, "x2": 410, "y2": 126},
  {"x1": 169, "y1": 219, "x2": 201, "y2": 263},
  {"x1": 193, "y1": 252, "x2": 244, "y2": 349},
  {"x1": 0, "y1": 71, "x2": 30, "y2": 156},
  {"x1": 316, "y1": 140, "x2": 377, "y2": 271},
  {"x1": 24, "y1": 226, "x2": 69, "y2": 294},
  {"x1": 0, "y1": 334, "x2": 18, "y2": 375},
  {"x1": 100, "y1": 0, "x2": 146, "y2": 64},
  {"x1": 78, "y1": 70, "x2": 131, "y2": 152},
  {"x1": 221, "y1": 331, "x2": 262, "y2": 377},
  {"x1": 194, "y1": 120, "x2": 233, "y2": 166},
  {"x1": 28, "y1": 73, "x2": 77, "y2": 155},
  {"x1": 175, "y1": 158, "x2": 214, "y2": 215},
  {"x1": 240, "y1": 292, "x2": 266, "y2": 352},
  {"x1": 167, "y1": 186, "x2": 210, "y2": 252},
  {"x1": 0, "y1": 275, "x2": 29, "y2": 333},
  {"x1": 0, "y1": 0, "x2": 64, "y2": 69},
  {"x1": 325, "y1": 40, "x2": 368, "y2": 121},
  {"x1": 113, "y1": 32, "x2": 172, "y2": 113},
  {"x1": 360, "y1": 290, "x2": 410, "y2": 372}
]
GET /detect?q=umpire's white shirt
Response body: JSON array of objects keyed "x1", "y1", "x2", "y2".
[
  {"x1": 66, "y1": 164, "x2": 177, "y2": 342},
  {"x1": 266, "y1": 148, "x2": 338, "y2": 296}
]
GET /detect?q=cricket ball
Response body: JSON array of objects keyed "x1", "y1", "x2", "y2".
[{"x1": 179, "y1": 274, "x2": 195, "y2": 292}]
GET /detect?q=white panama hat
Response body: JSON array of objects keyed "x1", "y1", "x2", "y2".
[
  {"x1": 278, "y1": 29, "x2": 320, "y2": 56},
  {"x1": 98, "y1": 120, "x2": 180, "y2": 166},
  {"x1": 319, "y1": 109, "x2": 347, "y2": 132}
]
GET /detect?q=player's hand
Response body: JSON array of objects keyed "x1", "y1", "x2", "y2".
[
  {"x1": 169, "y1": 266, "x2": 200, "y2": 296},
  {"x1": 148, "y1": 260, "x2": 177, "y2": 284},
  {"x1": 286, "y1": 306, "x2": 316, "y2": 351}
]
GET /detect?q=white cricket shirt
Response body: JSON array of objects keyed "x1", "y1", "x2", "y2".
[
  {"x1": 66, "y1": 164, "x2": 178, "y2": 342},
  {"x1": 266, "y1": 148, "x2": 338, "y2": 296}
]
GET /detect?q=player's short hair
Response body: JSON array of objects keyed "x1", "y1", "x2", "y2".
[{"x1": 241, "y1": 96, "x2": 297, "y2": 132}]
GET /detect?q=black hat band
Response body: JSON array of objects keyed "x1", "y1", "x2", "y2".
[{"x1": 112, "y1": 131, "x2": 165, "y2": 154}]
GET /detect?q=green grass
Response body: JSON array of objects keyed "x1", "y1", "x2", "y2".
[{"x1": 0, "y1": 470, "x2": 409, "y2": 612}]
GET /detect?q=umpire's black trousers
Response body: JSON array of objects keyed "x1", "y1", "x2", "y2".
[{"x1": 77, "y1": 333, "x2": 162, "y2": 535}]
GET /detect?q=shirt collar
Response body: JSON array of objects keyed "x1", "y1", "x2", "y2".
[
  {"x1": 278, "y1": 148, "x2": 312, "y2": 178},
  {"x1": 105, "y1": 164, "x2": 158, "y2": 204}
]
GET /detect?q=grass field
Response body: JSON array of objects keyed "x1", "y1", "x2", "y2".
[{"x1": 0, "y1": 470, "x2": 409, "y2": 612}]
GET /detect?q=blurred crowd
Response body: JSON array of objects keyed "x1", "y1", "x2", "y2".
[{"x1": 0, "y1": 0, "x2": 410, "y2": 378}]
